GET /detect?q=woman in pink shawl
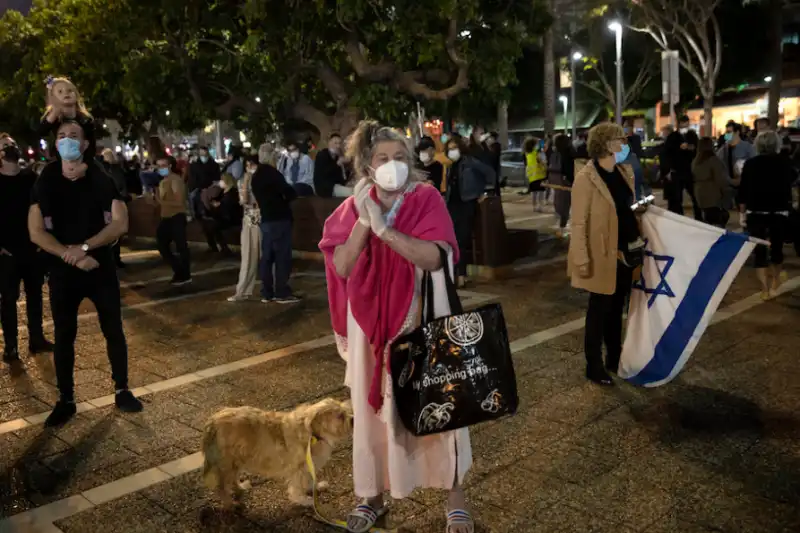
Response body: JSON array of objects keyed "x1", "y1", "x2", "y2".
[{"x1": 320, "y1": 121, "x2": 474, "y2": 533}]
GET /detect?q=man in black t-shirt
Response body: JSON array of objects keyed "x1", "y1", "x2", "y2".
[
  {"x1": 29, "y1": 120, "x2": 143, "y2": 427},
  {"x1": 0, "y1": 133, "x2": 53, "y2": 362}
]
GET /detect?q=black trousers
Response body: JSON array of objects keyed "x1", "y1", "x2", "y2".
[
  {"x1": 748, "y1": 213, "x2": 787, "y2": 268},
  {"x1": 665, "y1": 174, "x2": 702, "y2": 221},
  {"x1": 0, "y1": 253, "x2": 46, "y2": 351},
  {"x1": 49, "y1": 267, "x2": 128, "y2": 400},
  {"x1": 157, "y1": 214, "x2": 191, "y2": 279},
  {"x1": 259, "y1": 219, "x2": 293, "y2": 299},
  {"x1": 448, "y1": 199, "x2": 477, "y2": 277},
  {"x1": 584, "y1": 264, "x2": 633, "y2": 372},
  {"x1": 201, "y1": 217, "x2": 232, "y2": 253}
]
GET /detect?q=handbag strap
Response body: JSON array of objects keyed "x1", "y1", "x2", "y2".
[{"x1": 420, "y1": 245, "x2": 465, "y2": 324}]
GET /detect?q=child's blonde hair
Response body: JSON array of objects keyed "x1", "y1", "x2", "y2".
[{"x1": 41, "y1": 76, "x2": 92, "y2": 120}]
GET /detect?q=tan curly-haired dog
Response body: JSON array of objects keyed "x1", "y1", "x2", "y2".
[{"x1": 202, "y1": 398, "x2": 353, "y2": 508}]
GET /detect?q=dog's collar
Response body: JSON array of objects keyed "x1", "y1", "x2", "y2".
[{"x1": 311, "y1": 433, "x2": 328, "y2": 446}]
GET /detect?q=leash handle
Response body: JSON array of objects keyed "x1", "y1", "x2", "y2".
[{"x1": 306, "y1": 437, "x2": 397, "y2": 533}]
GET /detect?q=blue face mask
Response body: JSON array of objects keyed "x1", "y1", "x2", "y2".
[
  {"x1": 56, "y1": 138, "x2": 82, "y2": 161},
  {"x1": 200, "y1": 155, "x2": 209, "y2": 163},
  {"x1": 440, "y1": 134, "x2": 449, "y2": 144},
  {"x1": 724, "y1": 132, "x2": 734, "y2": 143},
  {"x1": 157, "y1": 168, "x2": 170, "y2": 177},
  {"x1": 614, "y1": 143, "x2": 631, "y2": 164}
]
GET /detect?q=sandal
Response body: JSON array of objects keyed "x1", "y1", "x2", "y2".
[
  {"x1": 446, "y1": 509, "x2": 475, "y2": 533},
  {"x1": 347, "y1": 502, "x2": 389, "y2": 533}
]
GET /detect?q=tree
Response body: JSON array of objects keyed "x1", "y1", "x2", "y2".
[
  {"x1": 630, "y1": 0, "x2": 722, "y2": 134},
  {"x1": 573, "y1": 15, "x2": 656, "y2": 116}
]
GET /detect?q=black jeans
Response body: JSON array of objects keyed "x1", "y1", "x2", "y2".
[
  {"x1": 201, "y1": 217, "x2": 232, "y2": 253},
  {"x1": 748, "y1": 213, "x2": 787, "y2": 268},
  {"x1": 49, "y1": 266, "x2": 128, "y2": 400},
  {"x1": 448, "y1": 199, "x2": 477, "y2": 277},
  {"x1": 584, "y1": 264, "x2": 633, "y2": 372},
  {"x1": 665, "y1": 174, "x2": 702, "y2": 221},
  {"x1": 0, "y1": 253, "x2": 46, "y2": 350},
  {"x1": 157, "y1": 214, "x2": 191, "y2": 279},
  {"x1": 259, "y1": 219, "x2": 294, "y2": 299}
]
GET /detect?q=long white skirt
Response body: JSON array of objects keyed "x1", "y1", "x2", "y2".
[{"x1": 338, "y1": 254, "x2": 472, "y2": 500}]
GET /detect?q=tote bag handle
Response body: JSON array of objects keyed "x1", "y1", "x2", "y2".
[{"x1": 421, "y1": 245, "x2": 464, "y2": 324}]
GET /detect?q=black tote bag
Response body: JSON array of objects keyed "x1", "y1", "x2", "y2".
[{"x1": 389, "y1": 246, "x2": 518, "y2": 436}]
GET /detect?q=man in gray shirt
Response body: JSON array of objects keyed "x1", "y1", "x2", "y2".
[{"x1": 716, "y1": 121, "x2": 756, "y2": 209}]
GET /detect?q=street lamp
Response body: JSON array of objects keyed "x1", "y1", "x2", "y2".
[
  {"x1": 559, "y1": 95, "x2": 569, "y2": 135},
  {"x1": 608, "y1": 21, "x2": 623, "y2": 125},
  {"x1": 764, "y1": 76, "x2": 773, "y2": 83},
  {"x1": 166, "y1": 110, "x2": 171, "y2": 117},
  {"x1": 571, "y1": 51, "x2": 583, "y2": 139},
  {"x1": 255, "y1": 96, "x2": 261, "y2": 103}
]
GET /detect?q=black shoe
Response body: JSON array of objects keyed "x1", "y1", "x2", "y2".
[
  {"x1": 170, "y1": 276, "x2": 193, "y2": 287},
  {"x1": 29, "y1": 339, "x2": 54, "y2": 354},
  {"x1": 586, "y1": 367, "x2": 614, "y2": 386},
  {"x1": 605, "y1": 362, "x2": 620, "y2": 375},
  {"x1": 115, "y1": 390, "x2": 144, "y2": 413},
  {"x1": 274, "y1": 295, "x2": 301, "y2": 305},
  {"x1": 45, "y1": 401, "x2": 77, "y2": 427},
  {"x1": 2, "y1": 348, "x2": 20, "y2": 363}
]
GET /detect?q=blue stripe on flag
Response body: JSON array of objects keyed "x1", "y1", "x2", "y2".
[{"x1": 626, "y1": 231, "x2": 747, "y2": 386}]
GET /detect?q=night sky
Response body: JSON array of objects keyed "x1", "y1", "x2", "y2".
[{"x1": 0, "y1": 0, "x2": 32, "y2": 15}]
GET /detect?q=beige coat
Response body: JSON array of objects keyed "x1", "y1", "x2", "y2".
[{"x1": 568, "y1": 161, "x2": 635, "y2": 295}]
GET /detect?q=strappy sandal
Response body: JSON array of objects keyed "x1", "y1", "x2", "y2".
[
  {"x1": 446, "y1": 509, "x2": 475, "y2": 533},
  {"x1": 346, "y1": 502, "x2": 389, "y2": 533}
]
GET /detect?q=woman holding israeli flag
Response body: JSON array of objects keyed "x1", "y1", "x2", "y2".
[{"x1": 568, "y1": 123, "x2": 645, "y2": 386}]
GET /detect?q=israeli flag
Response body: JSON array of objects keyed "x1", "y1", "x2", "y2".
[{"x1": 619, "y1": 206, "x2": 756, "y2": 387}]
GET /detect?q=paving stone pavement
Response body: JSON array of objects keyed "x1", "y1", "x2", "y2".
[{"x1": 0, "y1": 247, "x2": 798, "y2": 533}]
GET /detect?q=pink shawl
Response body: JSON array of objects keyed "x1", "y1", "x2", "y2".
[{"x1": 319, "y1": 184, "x2": 459, "y2": 412}]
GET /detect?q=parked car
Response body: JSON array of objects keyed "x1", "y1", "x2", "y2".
[{"x1": 500, "y1": 149, "x2": 526, "y2": 187}]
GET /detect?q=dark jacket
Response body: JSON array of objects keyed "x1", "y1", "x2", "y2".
[
  {"x1": 445, "y1": 156, "x2": 495, "y2": 203},
  {"x1": 691, "y1": 156, "x2": 728, "y2": 209},
  {"x1": 251, "y1": 163, "x2": 297, "y2": 222},
  {"x1": 207, "y1": 188, "x2": 242, "y2": 227},
  {"x1": 102, "y1": 162, "x2": 129, "y2": 200},
  {"x1": 313, "y1": 148, "x2": 348, "y2": 198},
  {"x1": 661, "y1": 130, "x2": 698, "y2": 180},
  {"x1": 740, "y1": 154, "x2": 796, "y2": 212},
  {"x1": 188, "y1": 159, "x2": 221, "y2": 192}
]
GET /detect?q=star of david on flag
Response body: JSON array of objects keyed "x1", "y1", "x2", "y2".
[
  {"x1": 619, "y1": 206, "x2": 756, "y2": 388},
  {"x1": 632, "y1": 239, "x2": 676, "y2": 308}
]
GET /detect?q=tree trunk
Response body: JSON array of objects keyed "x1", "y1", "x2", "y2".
[
  {"x1": 767, "y1": 0, "x2": 783, "y2": 128},
  {"x1": 146, "y1": 119, "x2": 165, "y2": 159},
  {"x1": 497, "y1": 101, "x2": 509, "y2": 149},
  {"x1": 703, "y1": 92, "x2": 714, "y2": 137},
  {"x1": 543, "y1": 21, "x2": 556, "y2": 136}
]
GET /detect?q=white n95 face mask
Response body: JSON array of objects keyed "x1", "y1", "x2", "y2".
[{"x1": 373, "y1": 160, "x2": 409, "y2": 192}]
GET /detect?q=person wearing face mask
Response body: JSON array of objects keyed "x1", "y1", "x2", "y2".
[
  {"x1": 569, "y1": 123, "x2": 645, "y2": 386},
  {"x1": 444, "y1": 134, "x2": 495, "y2": 288},
  {"x1": 313, "y1": 133, "x2": 353, "y2": 198},
  {"x1": 28, "y1": 120, "x2": 143, "y2": 426},
  {"x1": 416, "y1": 136, "x2": 445, "y2": 191},
  {"x1": 320, "y1": 120, "x2": 473, "y2": 533},
  {"x1": 188, "y1": 146, "x2": 221, "y2": 221},
  {"x1": 155, "y1": 155, "x2": 191, "y2": 286},
  {"x1": 716, "y1": 121, "x2": 756, "y2": 211},
  {"x1": 661, "y1": 116, "x2": 702, "y2": 219},
  {"x1": 278, "y1": 141, "x2": 315, "y2": 196},
  {"x1": 0, "y1": 133, "x2": 54, "y2": 363}
]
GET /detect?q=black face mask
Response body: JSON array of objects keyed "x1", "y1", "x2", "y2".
[{"x1": 2, "y1": 144, "x2": 21, "y2": 162}]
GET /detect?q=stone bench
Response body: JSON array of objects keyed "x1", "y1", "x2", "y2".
[{"x1": 126, "y1": 194, "x2": 537, "y2": 278}]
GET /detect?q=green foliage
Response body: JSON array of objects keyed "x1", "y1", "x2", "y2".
[{"x1": 0, "y1": 0, "x2": 549, "y2": 139}]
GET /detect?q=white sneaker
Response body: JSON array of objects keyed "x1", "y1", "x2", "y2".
[{"x1": 227, "y1": 294, "x2": 249, "y2": 302}]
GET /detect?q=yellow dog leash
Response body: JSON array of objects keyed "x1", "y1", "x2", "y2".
[{"x1": 306, "y1": 436, "x2": 397, "y2": 533}]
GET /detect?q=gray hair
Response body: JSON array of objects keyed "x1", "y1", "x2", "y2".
[
  {"x1": 754, "y1": 131, "x2": 781, "y2": 155},
  {"x1": 258, "y1": 143, "x2": 275, "y2": 165},
  {"x1": 345, "y1": 120, "x2": 423, "y2": 182}
]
